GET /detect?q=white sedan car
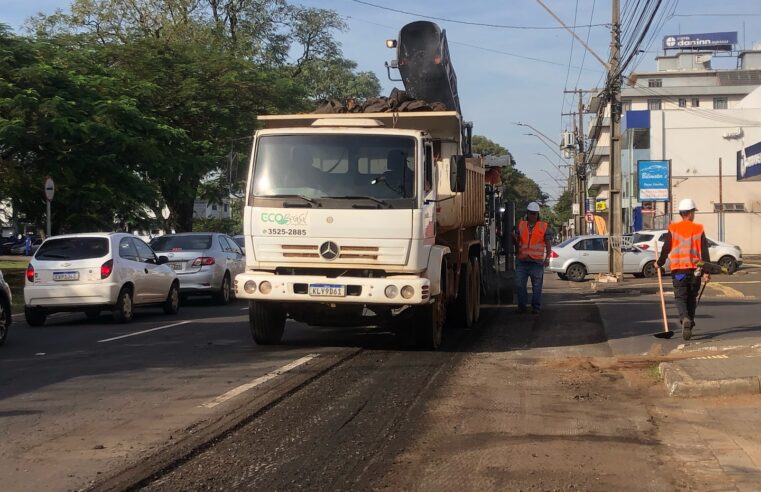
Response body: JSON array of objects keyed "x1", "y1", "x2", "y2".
[
  {"x1": 24, "y1": 233, "x2": 180, "y2": 325},
  {"x1": 632, "y1": 229, "x2": 743, "y2": 273},
  {"x1": 549, "y1": 235, "x2": 658, "y2": 282}
]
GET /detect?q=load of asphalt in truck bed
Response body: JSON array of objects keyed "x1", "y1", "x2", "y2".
[{"x1": 313, "y1": 88, "x2": 449, "y2": 114}]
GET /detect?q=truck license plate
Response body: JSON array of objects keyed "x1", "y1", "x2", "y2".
[
  {"x1": 53, "y1": 271, "x2": 79, "y2": 281},
  {"x1": 308, "y1": 284, "x2": 346, "y2": 297}
]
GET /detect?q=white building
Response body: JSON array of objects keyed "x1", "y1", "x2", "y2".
[
  {"x1": 193, "y1": 199, "x2": 232, "y2": 220},
  {"x1": 586, "y1": 49, "x2": 761, "y2": 253}
]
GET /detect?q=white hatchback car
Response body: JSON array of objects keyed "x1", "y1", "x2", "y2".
[
  {"x1": 24, "y1": 233, "x2": 180, "y2": 325},
  {"x1": 632, "y1": 229, "x2": 743, "y2": 273}
]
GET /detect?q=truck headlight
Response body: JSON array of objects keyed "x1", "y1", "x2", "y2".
[
  {"x1": 401, "y1": 285, "x2": 415, "y2": 299},
  {"x1": 384, "y1": 285, "x2": 398, "y2": 298},
  {"x1": 244, "y1": 281, "x2": 257, "y2": 294},
  {"x1": 259, "y1": 281, "x2": 272, "y2": 295}
]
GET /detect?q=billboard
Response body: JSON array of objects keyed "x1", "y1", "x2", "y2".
[
  {"x1": 663, "y1": 32, "x2": 737, "y2": 51},
  {"x1": 638, "y1": 160, "x2": 670, "y2": 202},
  {"x1": 737, "y1": 140, "x2": 761, "y2": 181}
]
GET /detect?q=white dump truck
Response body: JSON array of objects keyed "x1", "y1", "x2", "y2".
[{"x1": 234, "y1": 21, "x2": 511, "y2": 349}]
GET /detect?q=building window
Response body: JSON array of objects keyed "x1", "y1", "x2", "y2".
[
  {"x1": 647, "y1": 99, "x2": 662, "y2": 110},
  {"x1": 211, "y1": 204, "x2": 218, "y2": 211},
  {"x1": 622, "y1": 100, "x2": 632, "y2": 112},
  {"x1": 713, "y1": 97, "x2": 728, "y2": 109},
  {"x1": 691, "y1": 97, "x2": 700, "y2": 107},
  {"x1": 223, "y1": 204, "x2": 229, "y2": 212},
  {"x1": 678, "y1": 98, "x2": 687, "y2": 108},
  {"x1": 648, "y1": 79, "x2": 662, "y2": 87}
]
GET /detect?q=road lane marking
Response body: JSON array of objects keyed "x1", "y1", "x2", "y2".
[
  {"x1": 200, "y1": 354, "x2": 319, "y2": 409},
  {"x1": 97, "y1": 320, "x2": 193, "y2": 343},
  {"x1": 706, "y1": 283, "x2": 746, "y2": 298}
]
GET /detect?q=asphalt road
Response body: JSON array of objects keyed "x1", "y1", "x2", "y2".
[
  {"x1": 0, "y1": 297, "x2": 405, "y2": 492},
  {"x1": 2, "y1": 264, "x2": 760, "y2": 491}
]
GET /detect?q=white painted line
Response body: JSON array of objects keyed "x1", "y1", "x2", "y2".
[
  {"x1": 200, "y1": 354, "x2": 319, "y2": 409},
  {"x1": 240, "y1": 307, "x2": 248, "y2": 311},
  {"x1": 97, "y1": 320, "x2": 193, "y2": 343}
]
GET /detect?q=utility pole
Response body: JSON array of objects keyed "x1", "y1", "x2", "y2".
[
  {"x1": 608, "y1": 0, "x2": 624, "y2": 278},
  {"x1": 576, "y1": 92, "x2": 587, "y2": 235}
]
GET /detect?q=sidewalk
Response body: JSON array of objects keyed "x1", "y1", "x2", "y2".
[{"x1": 660, "y1": 345, "x2": 761, "y2": 397}]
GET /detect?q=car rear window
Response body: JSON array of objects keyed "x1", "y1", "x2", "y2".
[
  {"x1": 556, "y1": 237, "x2": 576, "y2": 248},
  {"x1": 35, "y1": 237, "x2": 110, "y2": 261},
  {"x1": 150, "y1": 235, "x2": 212, "y2": 252},
  {"x1": 232, "y1": 236, "x2": 245, "y2": 248}
]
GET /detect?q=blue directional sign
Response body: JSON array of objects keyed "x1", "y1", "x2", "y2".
[{"x1": 638, "y1": 160, "x2": 670, "y2": 202}]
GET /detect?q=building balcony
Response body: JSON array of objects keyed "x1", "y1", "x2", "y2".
[
  {"x1": 587, "y1": 174, "x2": 609, "y2": 193},
  {"x1": 588, "y1": 117, "x2": 611, "y2": 139}
]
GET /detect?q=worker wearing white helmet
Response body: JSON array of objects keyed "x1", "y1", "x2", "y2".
[
  {"x1": 656, "y1": 198, "x2": 710, "y2": 340},
  {"x1": 513, "y1": 201, "x2": 553, "y2": 314}
]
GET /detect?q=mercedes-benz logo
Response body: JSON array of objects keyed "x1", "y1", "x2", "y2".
[{"x1": 319, "y1": 241, "x2": 340, "y2": 260}]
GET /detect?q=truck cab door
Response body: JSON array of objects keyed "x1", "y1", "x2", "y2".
[{"x1": 423, "y1": 143, "x2": 436, "y2": 241}]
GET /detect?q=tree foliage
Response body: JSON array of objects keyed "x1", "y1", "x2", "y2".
[
  {"x1": 471, "y1": 135, "x2": 548, "y2": 214},
  {"x1": 2, "y1": 0, "x2": 381, "y2": 234}
]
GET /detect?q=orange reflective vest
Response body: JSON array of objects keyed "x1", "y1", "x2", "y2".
[
  {"x1": 668, "y1": 220, "x2": 704, "y2": 271},
  {"x1": 518, "y1": 220, "x2": 548, "y2": 261}
]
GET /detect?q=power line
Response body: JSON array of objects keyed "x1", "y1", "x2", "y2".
[
  {"x1": 670, "y1": 12, "x2": 761, "y2": 17},
  {"x1": 560, "y1": 0, "x2": 581, "y2": 126},
  {"x1": 573, "y1": 0, "x2": 597, "y2": 90},
  {"x1": 350, "y1": 0, "x2": 609, "y2": 30}
]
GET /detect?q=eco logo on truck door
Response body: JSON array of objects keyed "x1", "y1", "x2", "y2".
[{"x1": 257, "y1": 210, "x2": 310, "y2": 236}]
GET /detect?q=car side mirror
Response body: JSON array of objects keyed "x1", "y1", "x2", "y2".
[
  {"x1": 157, "y1": 255, "x2": 169, "y2": 265},
  {"x1": 450, "y1": 155, "x2": 467, "y2": 193}
]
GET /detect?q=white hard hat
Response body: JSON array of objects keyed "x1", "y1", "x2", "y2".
[
  {"x1": 678, "y1": 198, "x2": 697, "y2": 212},
  {"x1": 527, "y1": 202, "x2": 541, "y2": 212}
]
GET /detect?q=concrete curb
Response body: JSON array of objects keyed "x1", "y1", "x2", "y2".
[{"x1": 659, "y1": 362, "x2": 761, "y2": 398}]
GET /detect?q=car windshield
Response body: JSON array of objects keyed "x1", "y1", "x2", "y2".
[
  {"x1": 632, "y1": 233, "x2": 654, "y2": 243},
  {"x1": 251, "y1": 134, "x2": 416, "y2": 206},
  {"x1": 151, "y1": 235, "x2": 212, "y2": 252},
  {"x1": 35, "y1": 237, "x2": 109, "y2": 261}
]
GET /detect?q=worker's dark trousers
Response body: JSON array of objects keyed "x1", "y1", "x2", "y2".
[{"x1": 671, "y1": 270, "x2": 702, "y2": 322}]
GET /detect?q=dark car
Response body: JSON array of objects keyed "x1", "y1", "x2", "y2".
[
  {"x1": 0, "y1": 269, "x2": 11, "y2": 345},
  {"x1": 10, "y1": 238, "x2": 43, "y2": 256},
  {"x1": 1, "y1": 237, "x2": 24, "y2": 255}
]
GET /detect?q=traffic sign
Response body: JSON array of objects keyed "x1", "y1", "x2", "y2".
[
  {"x1": 44, "y1": 177, "x2": 55, "y2": 202},
  {"x1": 585, "y1": 212, "x2": 594, "y2": 223}
]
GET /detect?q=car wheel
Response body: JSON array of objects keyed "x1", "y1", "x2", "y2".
[
  {"x1": 566, "y1": 263, "x2": 587, "y2": 282},
  {"x1": 0, "y1": 298, "x2": 9, "y2": 345},
  {"x1": 113, "y1": 286, "x2": 134, "y2": 323},
  {"x1": 556, "y1": 273, "x2": 569, "y2": 280},
  {"x1": 718, "y1": 255, "x2": 738, "y2": 274},
  {"x1": 163, "y1": 282, "x2": 180, "y2": 315},
  {"x1": 214, "y1": 273, "x2": 232, "y2": 305},
  {"x1": 24, "y1": 306, "x2": 47, "y2": 327},
  {"x1": 642, "y1": 261, "x2": 657, "y2": 278}
]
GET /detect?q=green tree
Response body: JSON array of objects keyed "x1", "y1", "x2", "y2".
[{"x1": 471, "y1": 135, "x2": 548, "y2": 213}]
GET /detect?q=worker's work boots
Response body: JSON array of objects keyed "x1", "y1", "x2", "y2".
[{"x1": 682, "y1": 318, "x2": 694, "y2": 341}]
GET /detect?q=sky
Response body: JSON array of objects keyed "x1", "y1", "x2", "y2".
[{"x1": 3, "y1": 0, "x2": 761, "y2": 201}]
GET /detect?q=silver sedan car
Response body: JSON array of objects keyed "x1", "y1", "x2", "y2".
[
  {"x1": 548, "y1": 235, "x2": 658, "y2": 282},
  {"x1": 149, "y1": 233, "x2": 245, "y2": 304}
]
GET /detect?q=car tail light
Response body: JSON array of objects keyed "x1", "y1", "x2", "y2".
[
  {"x1": 550, "y1": 250, "x2": 559, "y2": 258},
  {"x1": 191, "y1": 256, "x2": 216, "y2": 267},
  {"x1": 101, "y1": 259, "x2": 113, "y2": 279},
  {"x1": 639, "y1": 244, "x2": 649, "y2": 250},
  {"x1": 26, "y1": 264, "x2": 35, "y2": 283}
]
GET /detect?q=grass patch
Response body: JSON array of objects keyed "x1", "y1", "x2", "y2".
[
  {"x1": 0, "y1": 260, "x2": 28, "y2": 270},
  {"x1": 645, "y1": 364, "x2": 662, "y2": 381}
]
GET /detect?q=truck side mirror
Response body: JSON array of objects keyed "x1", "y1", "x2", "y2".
[{"x1": 450, "y1": 155, "x2": 467, "y2": 193}]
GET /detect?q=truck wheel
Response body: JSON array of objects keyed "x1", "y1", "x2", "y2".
[
  {"x1": 450, "y1": 261, "x2": 474, "y2": 329},
  {"x1": 470, "y1": 256, "x2": 481, "y2": 324},
  {"x1": 24, "y1": 307, "x2": 47, "y2": 327},
  {"x1": 249, "y1": 301, "x2": 286, "y2": 345},
  {"x1": 415, "y1": 292, "x2": 444, "y2": 350}
]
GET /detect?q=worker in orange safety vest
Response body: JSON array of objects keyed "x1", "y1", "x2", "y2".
[
  {"x1": 513, "y1": 202, "x2": 553, "y2": 314},
  {"x1": 656, "y1": 198, "x2": 711, "y2": 340}
]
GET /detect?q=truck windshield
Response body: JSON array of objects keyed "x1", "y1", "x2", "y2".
[{"x1": 251, "y1": 135, "x2": 416, "y2": 206}]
